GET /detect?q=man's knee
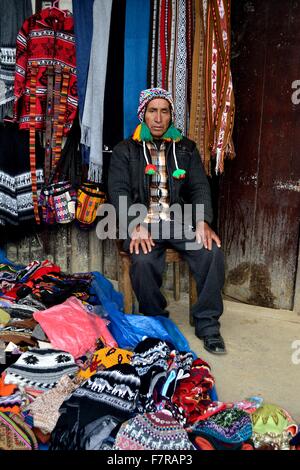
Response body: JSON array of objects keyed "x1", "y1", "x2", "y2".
[
  {"x1": 210, "y1": 242, "x2": 224, "y2": 259},
  {"x1": 130, "y1": 250, "x2": 157, "y2": 268},
  {"x1": 192, "y1": 241, "x2": 223, "y2": 259}
]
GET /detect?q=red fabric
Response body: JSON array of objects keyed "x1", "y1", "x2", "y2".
[
  {"x1": 241, "y1": 442, "x2": 254, "y2": 450},
  {"x1": 194, "y1": 436, "x2": 215, "y2": 450},
  {"x1": 172, "y1": 358, "x2": 216, "y2": 425},
  {"x1": 33, "y1": 296, "x2": 118, "y2": 358},
  {"x1": 14, "y1": 7, "x2": 78, "y2": 134},
  {"x1": 3, "y1": 261, "x2": 61, "y2": 299}
]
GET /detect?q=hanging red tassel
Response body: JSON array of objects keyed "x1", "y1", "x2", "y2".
[{"x1": 145, "y1": 164, "x2": 157, "y2": 175}]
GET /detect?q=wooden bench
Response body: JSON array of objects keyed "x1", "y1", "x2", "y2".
[{"x1": 116, "y1": 240, "x2": 196, "y2": 326}]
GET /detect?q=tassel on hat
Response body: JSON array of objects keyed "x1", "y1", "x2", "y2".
[{"x1": 133, "y1": 122, "x2": 186, "y2": 179}]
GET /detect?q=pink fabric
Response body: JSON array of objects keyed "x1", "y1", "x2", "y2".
[{"x1": 33, "y1": 296, "x2": 117, "y2": 358}]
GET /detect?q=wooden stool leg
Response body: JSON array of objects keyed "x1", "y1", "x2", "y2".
[
  {"x1": 123, "y1": 256, "x2": 133, "y2": 313},
  {"x1": 189, "y1": 270, "x2": 197, "y2": 326},
  {"x1": 173, "y1": 262, "x2": 180, "y2": 301}
]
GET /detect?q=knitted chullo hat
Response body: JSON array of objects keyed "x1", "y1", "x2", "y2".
[
  {"x1": 4, "y1": 348, "x2": 78, "y2": 391},
  {"x1": 190, "y1": 408, "x2": 253, "y2": 445},
  {"x1": 113, "y1": 410, "x2": 195, "y2": 451},
  {"x1": 0, "y1": 390, "x2": 24, "y2": 414},
  {"x1": 251, "y1": 403, "x2": 298, "y2": 450},
  {"x1": 137, "y1": 87, "x2": 175, "y2": 123},
  {"x1": 78, "y1": 347, "x2": 133, "y2": 380},
  {"x1": 28, "y1": 375, "x2": 79, "y2": 434},
  {"x1": 172, "y1": 358, "x2": 216, "y2": 425},
  {"x1": 132, "y1": 338, "x2": 171, "y2": 409},
  {"x1": 133, "y1": 88, "x2": 185, "y2": 180},
  {"x1": 71, "y1": 363, "x2": 141, "y2": 427},
  {"x1": 0, "y1": 411, "x2": 38, "y2": 450},
  {"x1": 0, "y1": 308, "x2": 10, "y2": 325}
]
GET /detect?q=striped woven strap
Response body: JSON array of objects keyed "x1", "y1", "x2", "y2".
[
  {"x1": 52, "y1": 65, "x2": 70, "y2": 169},
  {"x1": 29, "y1": 62, "x2": 40, "y2": 224},
  {"x1": 44, "y1": 66, "x2": 54, "y2": 184}
]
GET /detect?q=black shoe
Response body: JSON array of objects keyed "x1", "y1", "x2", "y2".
[{"x1": 203, "y1": 334, "x2": 227, "y2": 355}]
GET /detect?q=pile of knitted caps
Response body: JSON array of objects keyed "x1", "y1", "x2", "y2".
[{"x1": 0, "y1": 255, "x2": 299, "y2": 450}]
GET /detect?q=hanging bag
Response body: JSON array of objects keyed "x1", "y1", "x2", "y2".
[{"x1": 76, "y1": 182, "x2": 107, "y2": 226}]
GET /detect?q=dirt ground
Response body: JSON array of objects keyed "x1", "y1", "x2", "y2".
[{"x1": 169, "y1": 294, "x2": 300, "y2": 423}]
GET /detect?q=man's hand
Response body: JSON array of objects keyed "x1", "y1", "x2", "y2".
[
  {"x1": 196, "y1": 221, "x2": 221, "y2": 250},
  {"x1": 130, "y1": 224, "x2": 155, "y2": 255}
]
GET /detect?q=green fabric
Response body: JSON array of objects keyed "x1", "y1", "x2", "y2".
[
  {"x1": 162, "y1": 123, "x2": 183, "y2": 142},
  {"x1": 0, "y1": 308, "x2": 10, "y2": 325},
  {"x1": 251, "y1": 403, "x2": 295, "y2": 434},
  {"x1": 172, "y1": 169, "x2": 186, "y2": 179},
  {"x1": 138, "y1": 122, "x2": 183, "y2": 142},
  {"x1": 140, "y1": 122, "x2": 153, "y2": 141}
]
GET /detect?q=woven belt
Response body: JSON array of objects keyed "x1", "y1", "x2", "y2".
[
  {"x1": 44, "y1": 66, "x2": 54, "y2": 184},
  {"x1": 52, "y1": 65, "x2": 70, "y2": 170},
  {"x1": 29, "y1": 62, "x2": 40, "y2": 224}
]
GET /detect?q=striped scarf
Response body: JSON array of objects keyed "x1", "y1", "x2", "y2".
[
  {"x1": 205, "y1": 0, "x2": 235, "y2": 174},
  {"x1": 189, "y1": 0, "x2": 208, "y2": 172}
]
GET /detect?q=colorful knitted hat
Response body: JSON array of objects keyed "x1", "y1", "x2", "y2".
[
  {"x1": 251, "y1": 403, "x2": 298, "y2": 450},
  {"x1": 137, "y1": 88, "x2": 175, "y2": 123},
  {"x1": 4, "y1": 348, "x2": 78, "y2": 390},
  {"x1": 78, "y1": 347, "x2": 133, "y2": 380},
  {"x1": 113, "y1": 410, "x2": 195, "y2": 451},
  {"x1": 172, "y1": 358, "x2": 216, "y2": 425},
  {"x1": 28, "y1": 375, "x2": 79, "y2": 433},
  {"x1": 190, "y1": 408, "x2": 253, "y2": 445},
  {"x1": 71, "y1": 363, "x2": 141, "y2": 425},
  {"x1": 0, "y1": 308, "x2": 10, "y2": 325},
  {"x1": 132, "y1": 338, "x2": 171, "y2": 408},
  {"x1": 0, "y1": 411, "x2": 38, "y2": 450}
]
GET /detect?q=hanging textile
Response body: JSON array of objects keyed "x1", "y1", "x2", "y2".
[
  {"x1": 205, "y1": 0, "x2": 235, "y2": 174},
  {"x1": 0, "y1": 0, "x2": 32, "y2": 121},
  {"x1": 186, "y1": 0, "x2": 194, "y2": 114},
  {"x1": 72, "y1": 0, "x2": 94, "y2": 165},
  {"x1": 72, "y1": 0, "x2": 94, "y2": 121},
  {"x1": 123, "y1": 0, "x2": 151, "y2": 138},
  {"x1": 167, "y1": 0, "x2": 177, "y2": 93},
  {"x1": 188, "y1": 0, "x2": 208, "y2": 172},
  {"x1": 0, "y1": 123, "x2": 44, "y2": 227},
  {"x1": 103, "y1": 0, "x2": 127, "y2": 151},
  {"x1": 149, "y1": 0, "x2": 159, "y2": 88},
  {"x1": 13, "y1": 8, "x2": 78, "y2": 133},
  {"x1": 13, "y1": 7, "x2": 78, "y2": 222},
  {"x1": 156, "y1": 0, "x2": 164, "y2": 88},
  {"x1": 81, "y1": 0, "x2": 112, "y2": 183},
  {"x1": 173, "y1": 0, "x2": 188, "y2": 134}
]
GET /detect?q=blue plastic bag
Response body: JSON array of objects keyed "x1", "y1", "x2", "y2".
[{"x1": 92, "y1": 272, "x2": 188, "y2": 350}]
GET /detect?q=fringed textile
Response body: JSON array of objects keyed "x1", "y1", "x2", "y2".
[
  {"x1": 81, "y1": 0, "x2": 113, "y2": 182},
  {"x1": 0, "y1": 0, "x2": 32, "y2": 121},
  {"x1": 189, "y1": 0, "x2": 209, "y2": 173},
  {"x1": 205, "y1": 0, "x2": 235, "y2": 174}
]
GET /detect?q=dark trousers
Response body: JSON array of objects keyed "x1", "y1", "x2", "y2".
[{"x1": 123, "y1": 222, "x2": 225, "y2": 337}]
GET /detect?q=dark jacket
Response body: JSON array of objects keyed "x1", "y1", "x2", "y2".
[{"x1": 108, "y1": 136, "x2": 213, "y2": 236}]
